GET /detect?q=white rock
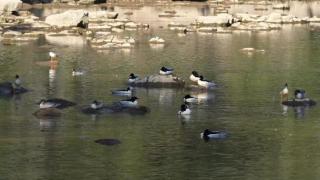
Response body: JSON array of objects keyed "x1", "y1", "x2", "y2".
[
  {"x1": 3, "y1": 30, "x2": 22, "y2": 38},
  {"x1": 272, "y1": 3, "x2": 290, "y2": 10},
  {"x1": 107, "y1": 12, "x2": 119, "y2": 19},
  {"x1": 198, "y1": 27, "x2": 216, "y2": 32},
  {"x1": 45, "y1": 34, "x2": 86, "y2": 47},
  {"x1": 111, "y1": 28, "x2": 124, "y2": 33},
  {"x1": 0, "y1": 0, "x2": 21, "y2": 13},
  {"x1": 307, "y1": 16, "x2": 320, "y2": 23},
  {"x1": 196, "y1": 13, "x2": 233, "y2": 25},
  {"x1": 125, "y1": 22, "x2": 138, "y2": 28},
  {"x1": 149, "y1": 36, "x2": 165, "y2": 44},
  {"x1": 45, "y1": 10, "x2": 87, "y2": 27},
  {"x1": 88, "y1": 24, "x2": 111, "y2": 31}
]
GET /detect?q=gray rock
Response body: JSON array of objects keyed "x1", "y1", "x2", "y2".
[{"x1": 129, "y1": 74, "x2": 185, "y2": 88}]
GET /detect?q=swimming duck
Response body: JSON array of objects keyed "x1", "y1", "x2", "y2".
[
  {"x1": 49, "y1": 51, "x2": 57, "y2": 61},
  {"x1": 178, "y1": 104, "x2": 191, "y2": 115},
  {"x1": 200, "y1": 129, "x2": 227, "y2": 140},
  {"x1": 119, "y1": 96, "x2": 138, "y2": 107},
  {"x1": 14, "y1": 74, "x2": 21, "y2": 88},
  {"x1": 294, "y1": 89, "x2": 305, "y2": 99},
  {"x1": 128, "y1": 73, "x2": 139, "y2": 83},
  {"x1": 184, "y1": 94, "x2": 198, "y2": 103},
  {"x1": 280, "y1": 83, "x2": 289, "y2": 101},
  {"x1": 90, "y1": 100, "x2": 104, "y2": 110},
  {"x1": 159, "y1": 67, "x2": 174, "y2": 75},
  {"x1": 112, "y1": 87, "x2": 133, "y2": 96},
  {"x1": 189, "y1": 71, "x2": 200, "y2": 82},
  {"x1": 39, "y1": 98, "x2": 76, "y2": 109},
  {"x1": 197, "y1": 76, "x2": 216, "y2": 89},
  {"x1": 72, "y1": 68, "x2": 84, "y2": 76}
]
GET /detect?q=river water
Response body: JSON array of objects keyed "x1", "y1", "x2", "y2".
[{"x1": 1, "y1": 1, "x2": 320, "y2": 179}]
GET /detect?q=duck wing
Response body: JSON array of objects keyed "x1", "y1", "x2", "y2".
[{"x1": 47, "y1": 98, "x2": 76, "y2": 109}]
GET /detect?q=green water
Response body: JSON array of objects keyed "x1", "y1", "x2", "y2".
[{"x1": 1, "y1": 21, "x2": 320, "y2": 179}]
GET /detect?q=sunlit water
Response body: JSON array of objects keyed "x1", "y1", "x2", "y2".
[{"x1": 1, "y1": 2, "x2": 320, "y2": 179}]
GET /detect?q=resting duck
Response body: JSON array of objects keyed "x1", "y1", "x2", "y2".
[
  {"x1": 197, "y1": 76, "x2": 216, "y2": 89},
  {"x1": 112, "y1": 87, "x2": 133, "y2": 96},
  {"x1": 159, "y1": 67, "x2": 174, "y2": 75},
  {"x1": 90, "y1": 100, "x2": 104, "y2": 110},
  {"x1": 280, "y1": 83, "x2": 289, "y2": 101},
  {"x1": 200, "y1": 129, "x2": 227, "y2": 140},
  {"x1": 72, "y1": 69, "x2": 84, "y2": 76},
  {"x1": 119, "y1": 96, "x2": 139, "y2": 107},
  {"x1": 184, "y1": 94, "x2": 197, "y2": 103},
  {"x1": 39, "y1": 98, "x2": 76, "y2": 109},
  {"x1": 14, "y1": 74, "x2": 21, "y2": 89},
  {"x1": 178, "y1": 104, "x2": 191, "y2": 115},
  {"x1": 128, "y1": 73, "x2": 139, "y2": 83},
  {"x1": 294, "y1": 89, "x2": 305, "y2": 99},
  {"x1": 189, "y1": 71, "x2": 200, "y2": 82}
]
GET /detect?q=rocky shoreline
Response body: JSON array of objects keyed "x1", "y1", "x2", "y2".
[{"x1": 0, "y1": 0, "x2": 320, "y2": 50}]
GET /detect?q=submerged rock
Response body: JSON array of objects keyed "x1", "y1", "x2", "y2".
[
  {"x1": 282, "y1": 99, "x2": 316, "y2": 107},
  {"x1": 95, "y1": 139, "x2": 121, "y2": 146},
  {"x1": 82, "y1": 104, "x2": 150, "y2": 115},
  {"x1": 0, "y1": 82, "x2": 28, "y2": 96},
  {"x1": 129, "y1": 74, "x2": 185, "y2": 88}
]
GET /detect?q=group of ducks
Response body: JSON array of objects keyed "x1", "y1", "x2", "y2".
[
  {"x1": 17, "y1": 52, "x2": 224, "y2": 140},
  {"x1": 128, "y1": 67, "x2": 225, "y2": 140},
  {"x1": 127, "y1": 67, "x2": 217, "y2": 115},
  {"x1": 280, "y1": 83, "x2": 307, "y2": 101}
]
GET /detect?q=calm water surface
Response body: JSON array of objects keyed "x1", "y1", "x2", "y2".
[{"x1": 1, "y1": 4, "x2": 320, "y2": 180}]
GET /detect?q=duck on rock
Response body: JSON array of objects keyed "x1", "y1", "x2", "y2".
[
  {"x1": 189, "y1": 71, "x2": 200, "y2": 82},
  {"x1": 39, "y1": 98, "x2": 76, "y2": 109},
  {"x1": 90, "y1": 100, "x2": 104, "y2": 110},
  {"x1": 159, "y1": 67, "x2": 174, "y2": 75},
  {"x1": 128, "y1": 73, "x2": 139, "y2": 83}
]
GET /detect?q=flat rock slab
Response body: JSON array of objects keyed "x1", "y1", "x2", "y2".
[
  {"x1": 33, "y1": 108, "x2": 62, "y2": 119},
  {"x1": 129, "y1": 74, "x2": 185, "y2": 88},
  {"x1": 282, "y1": 99, "x2": 316, "y2": 107},
  {"x1": 95, "y1": 139, "x2": 121, "y2": 146}
]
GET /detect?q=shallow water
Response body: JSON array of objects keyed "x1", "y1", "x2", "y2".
[{"x1": 1, "y1": 3, "x2": 320, "y2": 180}]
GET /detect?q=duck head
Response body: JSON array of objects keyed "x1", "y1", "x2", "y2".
[
  {"x1": 203, "y1": 129, "x2": 211, "y2": 140},
  {"x1": 180, "y1": 104, "x2": 187, "y2": 111},
  {"x1": 184, "y1": 95, "x2": 192, "y2": 99},
  {"x1": 130, "y1": 96, "x2": 138, "y2": 101},
  {"x1": 192, "y1": 71, "x2": 199, "y2": 77},
  {"x1": 15, "y1": 74, "x2": 19, "y2": 79},
  {"x1": 160, "y1": 67, "x2": 166, "y2": 71},
  {"x1": 129, "y1": 73, "x2": 136, "y2": 78},
  {"x1": 199, "y1": 76, "x2": 204, "y2": 81}
]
